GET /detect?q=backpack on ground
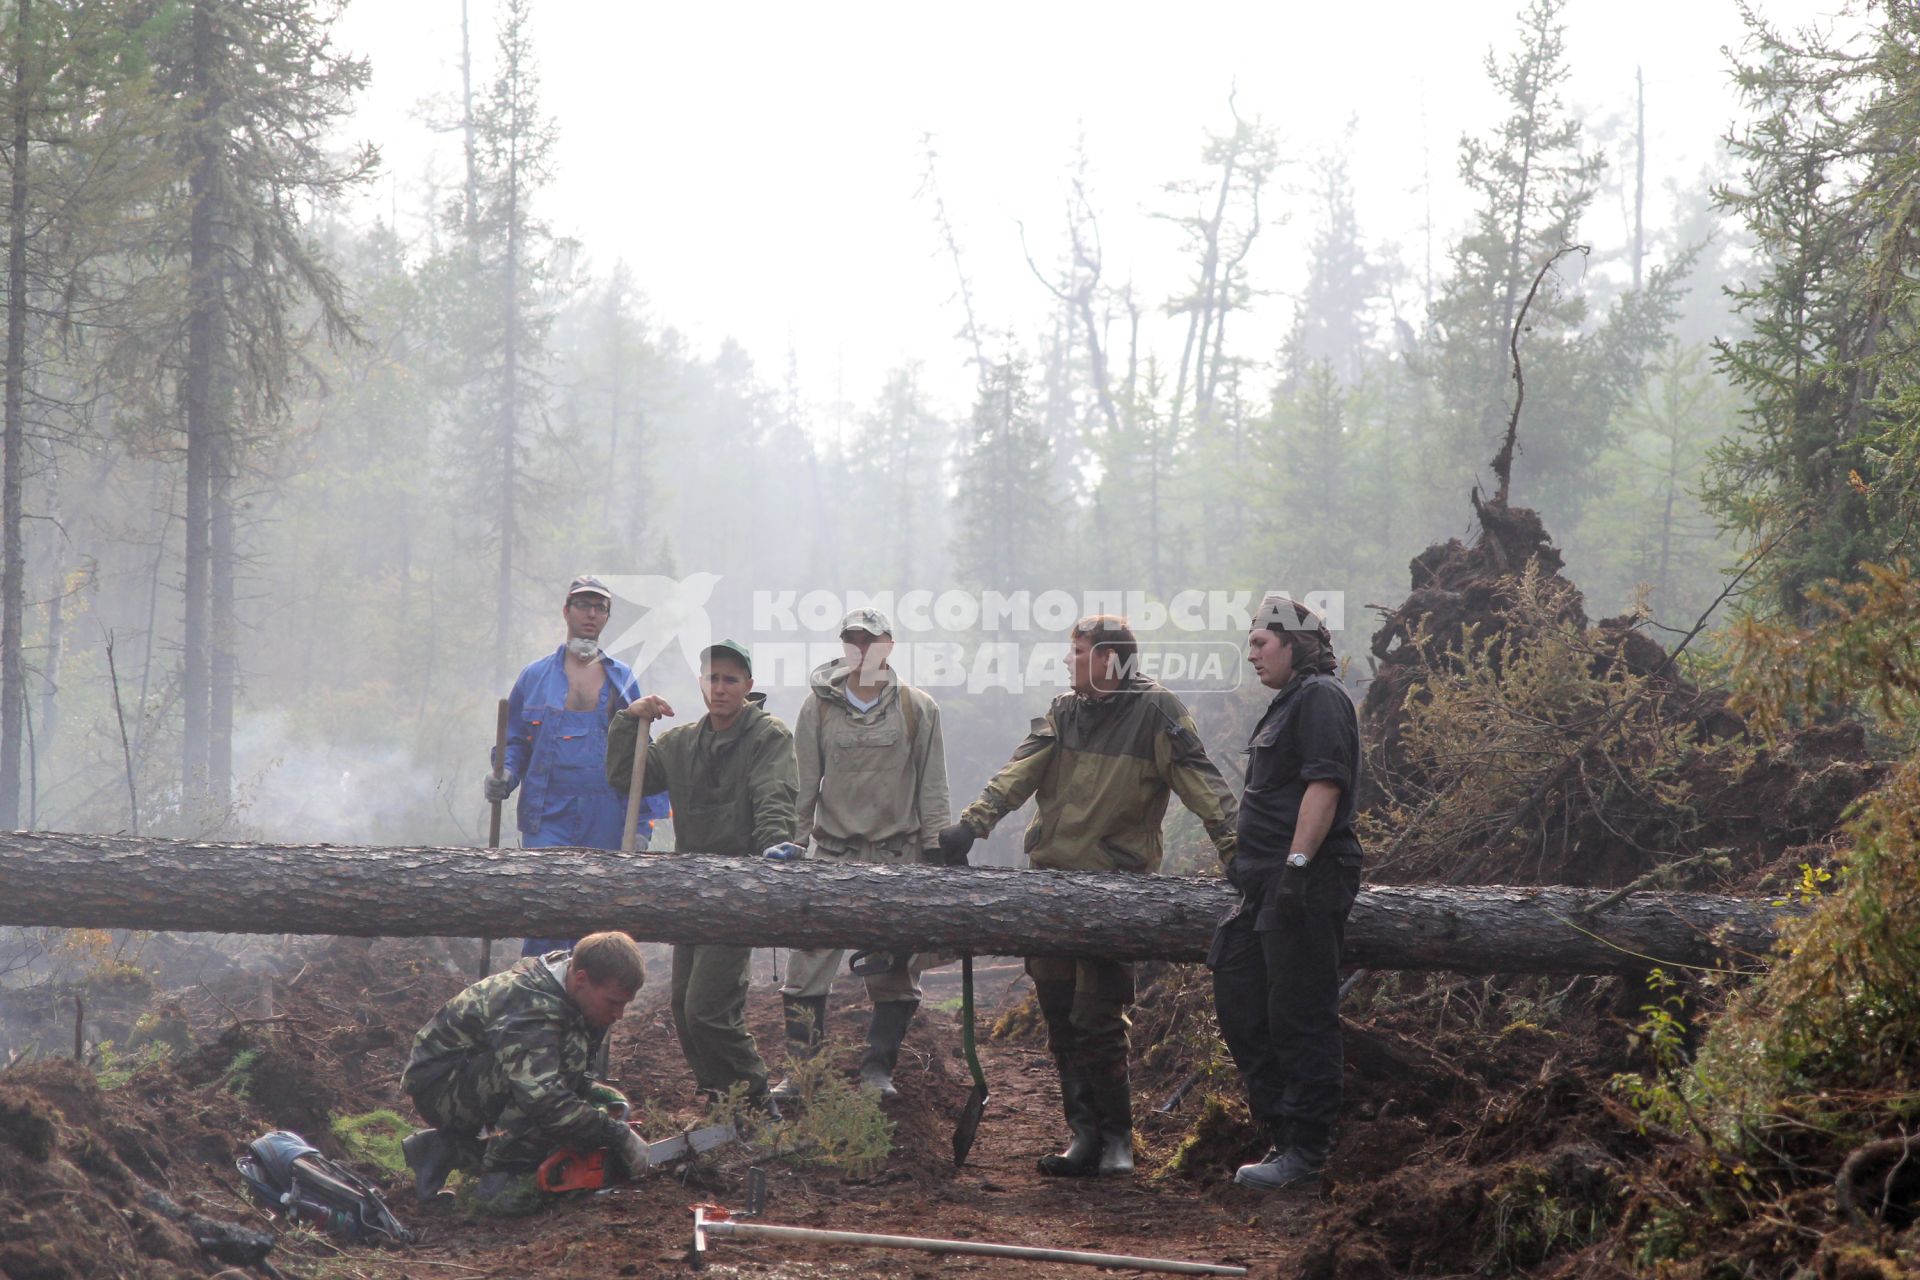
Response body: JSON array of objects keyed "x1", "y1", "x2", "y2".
[{"x1": 236, "y1": 1129, "x2": 414, "y2": 1246}]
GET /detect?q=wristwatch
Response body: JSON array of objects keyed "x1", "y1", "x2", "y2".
[{"x1": 1286, "y1": 852, "x2": 1311, "y2": 869}]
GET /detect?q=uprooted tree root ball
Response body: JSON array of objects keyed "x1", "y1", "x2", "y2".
[{"x1": 1361, "y1": 501, "x2": 1879, "y2": 891}]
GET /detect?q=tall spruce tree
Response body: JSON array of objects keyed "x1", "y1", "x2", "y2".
[
  {"x1": 952, "y1": 357, "x2": 1051, "y2": 589},
  {"x1": 1427, "y1": 0, "x2": 1682, "y2": 528},
  {"x1": 1707, "y1": 4, "x2": 1920, "y2": 618},
  {"x1": 434, "y1": 0, "x2": 560, "y2": 682},
  {"x1": 148, "y1": 0, "x2": 371, "y2": 816},
  {"x1": 0, "y1": 0, "x2": 175, "y2": 824}
]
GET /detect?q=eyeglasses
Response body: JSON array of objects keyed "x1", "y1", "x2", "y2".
[{"x1": 567, "y1": 597, "x2": 610, "y2": 614}]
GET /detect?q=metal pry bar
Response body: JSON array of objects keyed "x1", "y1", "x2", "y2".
[{"x1": 688, "y1": 1202, "x2": 1247, "y2": 1276}]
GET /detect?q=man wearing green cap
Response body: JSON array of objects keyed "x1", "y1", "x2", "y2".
[{"x1": 607, "y1": 639, "x2": 795, "y2": 1116}]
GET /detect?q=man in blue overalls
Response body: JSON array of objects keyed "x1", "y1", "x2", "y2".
[{"x1": 486, "y1": 574, "x2": 669, "y2": 955}]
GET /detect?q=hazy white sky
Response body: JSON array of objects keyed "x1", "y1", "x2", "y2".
[{"x1": 332, "y1": 0, "x2": 1844, "y2": 420}]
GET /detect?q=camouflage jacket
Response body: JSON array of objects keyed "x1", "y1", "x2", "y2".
[
  {"x1": 959, "y1": 677, "x2": 1239, "y2": 875},
  {"x1": 402, "y1": 954, "x2": 623, "y2": 1153},
  {"x1": 607, "y1": 694, "x2": 797, "y2": 857}
]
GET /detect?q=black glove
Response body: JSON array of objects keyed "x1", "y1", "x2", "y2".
[
  {"x1": 483, "y1": 770, "x2": 518, "y2": 803},
  {"x1": 935, "y1": 822, "x2": 977, "y2": 867},
  {"x1": 1223, "y1": 858, "x2": 1252, "y2": 895}
]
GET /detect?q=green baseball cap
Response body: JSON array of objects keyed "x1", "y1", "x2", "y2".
[{"x1": 700, "y1": 639, "x2": 753, "y2": 674}]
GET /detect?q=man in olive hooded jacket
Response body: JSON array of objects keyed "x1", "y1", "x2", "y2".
[
  {"x1": 607, "y1": 640, "x2": 796, "y2": 1113},
  {"x1": 941, "y1": 616, "x2": 1239, "y2": 1179},
  {"x1": 774, "y1": 607, "x2": 950, "y2": 1102}
]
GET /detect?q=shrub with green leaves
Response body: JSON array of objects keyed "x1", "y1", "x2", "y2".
[{"x1": 1672, "y1": 761, "x2": 1920, "y2": 1155}]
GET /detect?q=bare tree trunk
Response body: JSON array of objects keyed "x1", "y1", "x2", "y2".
[
  {"x1": 1632, "y1": 66, "x2": 1645, "y2": 294},
  {"x1": 0, "y1": 831, "x2": 1793, "y2": 973},
  {"x1": 1169, "y1": 160, "x2": 1232, "y2": 431},
  {"x1": 918, "y1": 134, "x2": 987, "y2": 390},
  {"x1": 460, "y1": 0, "x2": 477, "y2": 237},
  {"x1": 0, "y1": 0, "x2": 30, "y2": 827},
  {"x1": 181, "y1": 0, "x2": 223, "y2": 801},
  {"x1": 37, "y1": 456, "x2": 60, "y2": 766},
  {"x1": 494, "y1": 147, "x2": 521, "y2": 684},
  {"x1": 209, "y1": 421, "x2": 234, "y2": 812}
]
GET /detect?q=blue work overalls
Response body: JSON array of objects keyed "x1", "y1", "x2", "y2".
[{"x1": 500, "y1": 647, "x2": 668, "y2": 954}]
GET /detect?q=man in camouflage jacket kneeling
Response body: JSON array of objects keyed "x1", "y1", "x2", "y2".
[{"x1": 400, "y1": 931, "x2": 649, "y2": 1212}]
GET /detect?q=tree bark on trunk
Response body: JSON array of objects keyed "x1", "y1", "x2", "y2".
[
  {"x1": 0, "y1": 0, "x2": 31, "y2": 827},
  {"x1": 0, "y1": 832, "x2": 1792, "y2": 973},
  {"x1": 493, "y1": 140, "x2": 519, "y2": 686},
  {"x1": 36, "y1": 456, "x2": 61, "y2": 770},
  {"x1": 181, "y1": 0, "x2": 222, "y2": 801},
  {"x1": 209, "y1": 421, "x2": 233, "y2": 810}
]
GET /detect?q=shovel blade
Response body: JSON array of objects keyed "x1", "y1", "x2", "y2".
[
  {"x1": 952, "y1": 1084, "x2": 988, "y2": 1166},
  {"x1": 952, "y1": 954, "x2": 989, "y2": 1167}
]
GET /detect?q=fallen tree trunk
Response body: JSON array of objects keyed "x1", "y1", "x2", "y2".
[{"x1": 0, "y1": 832, "x2": 1790, "y2": 973}]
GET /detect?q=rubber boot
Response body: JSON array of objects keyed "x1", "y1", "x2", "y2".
[
  {"x1": 857, "y1": 999, "x2": 917, "y2": 1097},
  {"x1": 770, "y1": 995, "x2": 828, "y2": 1102},
  {"x1": 1036, "y1": 1066, "x2": 1101, "y2": 1177},
  {"x1": 1234, "y1": 1118, "x2": 1330, "y2": 1193},
  {"x1": 1087, "y1": 1064, "x2": 1135, "y2": 1176},
  {"x1": 402, "y1": 1127, "x2": 482, "y2": 1205}
]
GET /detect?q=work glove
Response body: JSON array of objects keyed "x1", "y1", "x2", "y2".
[
  {"x1": 1223, "y1": 857, "x2": 1252, "y2": 896},
  {"x1": 483, "y1": 770, "x2": 518, "y2": 803},
  {"x1": 935, "y1": 822, "x2": 977, "y2": 867},
  {"x1": 610, "y1": 1124, "x2": 650, "y2": 1178},
  {"x1": 587, "y1": 1082, "x2": 630, "y2": 1119},
  {"x1": 762, "y1": 842, "x2": 805, "y2": 862}
]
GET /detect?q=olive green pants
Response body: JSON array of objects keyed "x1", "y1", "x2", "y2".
[
  {"x1": 670, "y1": 943, "x2": 769, "y2": 1097},
  {"x1": 1027, "y1": 955, "x2": 1135, "y2": 1074}
]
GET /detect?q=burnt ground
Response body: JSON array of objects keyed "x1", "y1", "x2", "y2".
[{"x1": 0, "y1": 934, "x2": 1688, "y2": 1280}]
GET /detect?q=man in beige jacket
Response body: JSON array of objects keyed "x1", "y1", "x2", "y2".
[{"x1": 772, "y1": 607, "x2": 950, "y2": 1100}]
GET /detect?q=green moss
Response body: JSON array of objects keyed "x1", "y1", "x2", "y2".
[{"x1": 330, "y1": 1109, "x2": 413, "y2": 1177}]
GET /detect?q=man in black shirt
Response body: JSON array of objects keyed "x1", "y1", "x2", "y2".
[{"x1": 1210, "y1": 593, "x2": 1362, "y2": 1193}]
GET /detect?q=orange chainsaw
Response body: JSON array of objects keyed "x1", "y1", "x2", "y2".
[{"x1": 537, "y1": 1122, "x2": 737, "y2": 1194}]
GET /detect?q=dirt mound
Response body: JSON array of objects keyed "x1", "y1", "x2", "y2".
[{"x1": 0, "y1": 1056, "x2": 273, "y2": 1278}]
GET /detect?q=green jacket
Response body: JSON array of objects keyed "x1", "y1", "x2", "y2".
[
  {"x1": 401, "y1": 954, "x2": 622, "y2": 1153},
  {"x1": 606, "y1": 694, "x2": 798, "y2": 857},
  {"x1": 960, "y1": 678, "x2": 1239, "y2": 875}
]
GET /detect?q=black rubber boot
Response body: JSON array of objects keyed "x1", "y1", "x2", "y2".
[
  {"x1": 857, "y1": 1000, "x2": 917, "y2": 1097},
  {"x1": 1087, "y1": 1064, "x2": 1135, "y2": 1176},
  {"x1": 770, "y1": 995, "x2": 828, "y2": 1102},
  {"x1": 402, "y1": 1127, "x2": 481, "y2": 1205},
  {"x1": 1036, "y1": 1066, "x2": 1101, "y2": 1177}
]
